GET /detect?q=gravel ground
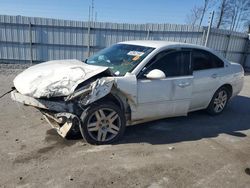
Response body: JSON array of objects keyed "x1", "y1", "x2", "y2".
[{"x1": 0, "y1": 68, "x2": 250, "y2": 188}]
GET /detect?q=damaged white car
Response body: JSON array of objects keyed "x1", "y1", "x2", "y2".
[{"x1": 11, "y1": 41, "x2": 244, "y2": 144}]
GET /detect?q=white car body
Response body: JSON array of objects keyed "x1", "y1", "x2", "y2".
[
  {"x1": 11, "y1": 41, "x2": 244, "y2": 139},
  {"x1": 119, "y1": 41, "x2": 244, "y2": 122}
]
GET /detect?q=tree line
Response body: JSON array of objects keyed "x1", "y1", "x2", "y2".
[{"x1": 186, "y1": 0, "x2": 250, "y2": 32}]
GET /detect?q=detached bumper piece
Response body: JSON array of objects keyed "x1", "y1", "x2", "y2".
[{"x1": 41, "y1": 111, "x2": 81, "y2": 138}]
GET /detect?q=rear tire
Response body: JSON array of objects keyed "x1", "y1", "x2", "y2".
[
  {"x1": 79, "y1": 102, "x2": 126, "y2": 145},
  {"x1": 207, "y1": 87, "x2": 229, "y2": 115}
]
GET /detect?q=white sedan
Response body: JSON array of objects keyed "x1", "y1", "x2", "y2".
[{"x1": 11, "y1": 41, "x2": 244, "y2": 144}]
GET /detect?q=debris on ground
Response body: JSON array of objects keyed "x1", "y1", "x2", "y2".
[{"x1": 168, "y1": 146, "x2": 175, "y2": 150}]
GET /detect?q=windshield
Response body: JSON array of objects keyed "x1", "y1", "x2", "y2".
[{"x1": 86, "y1": 44, "x2": 155, "y2": 76}]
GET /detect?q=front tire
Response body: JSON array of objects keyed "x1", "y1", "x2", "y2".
[
  {"x1": 207, "y1": 87, "x2": 229, "y2": 115},
  {"x1": 79, "y1": 102, "x2": 126, "y2": 145}
]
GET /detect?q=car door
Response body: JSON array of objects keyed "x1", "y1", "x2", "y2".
[
  {"x1": 132, "y1": 50, "x2": 193, "y2": 121},
  {"x1": 189, "y1": 49, "x2": 225, "y2": 111}
]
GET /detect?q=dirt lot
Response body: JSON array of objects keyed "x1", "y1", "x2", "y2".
[{"x1": 0, "y1": 68, "x2": 250, "y2": 188}]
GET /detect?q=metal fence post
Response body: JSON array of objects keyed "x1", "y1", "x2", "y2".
[
  {"x1": 87, "y1": 21, "x2": 91, "y2": 57},
  {"x1": 241, "y1": 38, "x2": 249, "y2": 67},
  {"x1": 225, "y1": 34, "x2": 231, "y2": 59},
  {"x1": 202, "y1": 28, "x2": 206, "y2": 46},
  {"x1": 29, "y1": 22, "x2": 33, "y2": 65},
  {"x1": 146, "y1": 24, "x2": 150, "y2": 40},
  {"x1": 87, "y1": 6, "x2": 91, "y2": 57},
  {"x1": 146, "y1": 29, "x2": 150, "y2": 40},
  {"x1": 205, "y1": 11, "x2": 214, "y2": 47}
]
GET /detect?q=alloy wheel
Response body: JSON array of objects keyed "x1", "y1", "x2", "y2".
[
  {"x1": 86, "y1": 108, "x2": 121, "y2": 142},
  {"x1": 213, "y1": 90, "x2": 228, "y2": 113}
]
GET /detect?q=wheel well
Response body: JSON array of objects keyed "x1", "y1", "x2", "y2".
[
  {"x1": 91, "y1": 93, "x2": 132, "y2": 123},
  {"x1": 221, "y1": 84, "x2": 233, "y2": 98},
  {"x1": 97, "y1": 94, "x2": 125, "y2": 112}
]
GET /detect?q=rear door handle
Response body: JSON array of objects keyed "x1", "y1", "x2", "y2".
[
  {"x1": 178, "y1": 82, "x2": 190, "y2": 88},
  {"x1": 211, "y1": 74, "x2": 218, "y2": 78}
]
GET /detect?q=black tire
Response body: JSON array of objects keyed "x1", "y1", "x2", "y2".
[
  {"x1": 79, "y1": 101, "x2": 126, "y2": 145},
  {"x1": 207, "y1": 87, "x2": 229, "y2": 115},
  {"x1": 65, "y1": 122, "x2": 82, "y2": 139}
]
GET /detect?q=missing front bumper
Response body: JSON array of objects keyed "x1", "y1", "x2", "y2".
[{"x1": 11, "y1": 90, "x2": 81, "y2": 138}]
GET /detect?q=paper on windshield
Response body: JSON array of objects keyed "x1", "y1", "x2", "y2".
[{"x1": 127, "y1": 51, "x2": 145, "y2": 56}]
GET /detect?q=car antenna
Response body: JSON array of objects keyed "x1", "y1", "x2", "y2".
[{"x1": 0, "y1": 87, "x2": 15, "y2": 100}]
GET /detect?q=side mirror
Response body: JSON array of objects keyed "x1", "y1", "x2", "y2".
[{"x1": 146, "y1": 69, "x2": 166, "y2": 79}]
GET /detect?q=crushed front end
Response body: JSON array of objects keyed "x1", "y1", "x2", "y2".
[{"x1": 11, "y1": 77, "x2": 115, "y2": 138}]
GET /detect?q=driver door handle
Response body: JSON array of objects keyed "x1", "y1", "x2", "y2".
[
  {"x1": 178, "y1": 82, "x2": 190, "y2": 88},
  {"x1": 211, "y1": 74, "x2": 218, "y2": 78}
]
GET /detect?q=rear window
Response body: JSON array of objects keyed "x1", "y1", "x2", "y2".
[{"x1": 192, "y1": 49, "x2": 224, "y2": 71}]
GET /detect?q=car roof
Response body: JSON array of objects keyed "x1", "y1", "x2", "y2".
[
  {"x1": 119, "y1": 40, "x2": 227, "y2": 63},
  {"x1": 119, "y1": 40, "x2": 209, "y2": 50}
]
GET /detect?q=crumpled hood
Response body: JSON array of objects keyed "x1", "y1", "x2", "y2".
[{"x1": 13, "y1": 59, "x2": 110, "y2": 98}]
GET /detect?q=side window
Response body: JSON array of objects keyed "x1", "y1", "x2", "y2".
[
  {"x1": 192, "y1": 49, "x2": 224, "y2": 71},
  {"x1": 211, "y1": 54, "x2": 224, "y2": 68},
  {"x1": 140, "y1": 50, "x2": 191, "y2": 78},
  {"x1": 192, "y1": 50, "x2": 212, "y2": 70},
  {"x1": 148, "y1": 51, "x2": 181, "y2": 77},
  {"x1": 181, "y1": 51, "x2": 192, "y2": 75}
]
